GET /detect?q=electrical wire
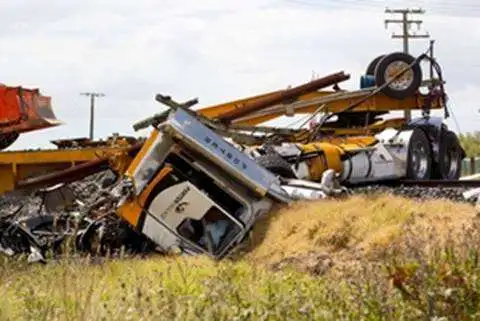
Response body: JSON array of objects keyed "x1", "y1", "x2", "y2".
[
  {"x1": 282, "y1": 0, "x2": 480, "y2": 16},
  {"x1": 447, "y1": 104, "x2": 463, "y2": 135},
  {"x1": 284, "y1": 0, "x2": 480, "y2": 10},
  {"x1": 275, "y1": 0, "x2": 477, "y2": 138}
]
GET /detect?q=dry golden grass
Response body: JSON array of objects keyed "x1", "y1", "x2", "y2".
[
  {"x1": 3, "y1": 194, "x2": 480, "y2": 320},
  {"x1": 246, "y1": 195, "x2": 477, "y2": 267}
]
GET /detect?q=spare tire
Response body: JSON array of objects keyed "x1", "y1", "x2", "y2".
[
  {"x1": 255, "y1": 153, "x2": 296, "y2": 178},
  {"x1": 374, "y1": 52, "x2": 422, "y2": 99},
  {"x1": 366, "y1": 54, "x2": 385, "y2": 75},
  {"x1": 406, "y1": 128, "x2": 432, "y2": 180}
]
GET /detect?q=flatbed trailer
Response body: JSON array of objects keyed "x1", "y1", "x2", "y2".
[
  {"x1": 198, "y1": 87, "x2": 444, "y2": 126},
  {"x1": 0, "y1": 146, "x2": 134, "y2": 195},
  {"x1": 0, "y1": 51, "x2": 461, "y2": 197}
]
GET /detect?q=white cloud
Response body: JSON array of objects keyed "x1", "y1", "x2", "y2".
[
  {"x1": 1, "y1": 0, "x2": 480, "y2": 150},
  {"x1": 441, "y1": 85, "x2": 480, "y2": 134}
]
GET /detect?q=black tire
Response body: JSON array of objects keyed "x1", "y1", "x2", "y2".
[
  {"x1": 0, "y1": 132, "x2": 19, "y2": 150},
  {"x1": 366, "y1": 55, "x2": 385, "y2": 75},
  {"x1": 434, "y1": 131, "x2": 463, "y2": 180},
  {"x1": 406, "y1": 128, "x2": 432, "y2": 180},
  {"x1": 374, "y1": 52, "x2": 422, "y2": 99},
  {"x1": 255, "y1": 153, "x2": 296, "y2": 178}
]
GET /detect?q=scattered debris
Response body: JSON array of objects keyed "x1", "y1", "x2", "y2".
[
  {"x1": 0, "y1": 172, "x2": 157, "y2": 263},
  {"x1": 0, "y1": 50, "x2": 475, "y2": 264}
]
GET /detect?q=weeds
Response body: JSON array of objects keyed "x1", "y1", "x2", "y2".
[{"x1": 1, "y1": 195, "x2": 480, "y2": 320}]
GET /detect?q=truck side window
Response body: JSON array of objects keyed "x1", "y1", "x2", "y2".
[
  {"x1": 177, "y1": 218, "x2": 203, "y2": 243},
  {"x1": 176, "y1": 207, "x2": 237, "y2": 254}
]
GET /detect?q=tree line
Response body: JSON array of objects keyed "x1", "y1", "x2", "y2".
[{"x1": 459, "y1": 132, "x2": 480, "y2": 158}]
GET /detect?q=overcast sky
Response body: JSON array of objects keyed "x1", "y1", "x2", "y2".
[{"x1": 2, "y1": 0, "x2": 480, "y2": 150}]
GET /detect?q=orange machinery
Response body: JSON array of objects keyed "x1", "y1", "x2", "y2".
[{"x1": 0, "y1": 84, "x2": 62, "y2": 150}]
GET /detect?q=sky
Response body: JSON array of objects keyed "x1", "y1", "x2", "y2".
[{"x1": 1, "y1": 0, "x2": 480, "y2": 150}]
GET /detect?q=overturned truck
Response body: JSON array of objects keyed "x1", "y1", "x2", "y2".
[
  {"x1": 0, "y1": 50, "x2": 467, "y2": 262},
  {"x1": 0, "y1": 103, "x2": 341, "y2": 262}
]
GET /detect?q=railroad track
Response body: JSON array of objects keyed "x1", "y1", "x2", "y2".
[
  {"x1": 347, "y1": 179, "x2": 480, "y2": 189},
  {"x1": 388, "y1": 179, "x2": 480, "y2": 188},
  {"x1": 348, "y1": 179, "x2": 480, "y2": 204}
]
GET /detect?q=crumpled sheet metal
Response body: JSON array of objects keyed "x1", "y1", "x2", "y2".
[{"x1": 0, "y1": 171, "x2": 156, "y2": 264}]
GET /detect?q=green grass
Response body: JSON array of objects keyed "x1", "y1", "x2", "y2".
[
  {"x1": 2, "y1": 195, "x2": 480, "y2": 320},
  {"x1": 459, "y1": 131, "x2": 480, "y2": 157}
]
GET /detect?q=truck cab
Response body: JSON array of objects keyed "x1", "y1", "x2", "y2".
[{"x1": 116, "y1": 108, "x2": 290, "y2": 259}]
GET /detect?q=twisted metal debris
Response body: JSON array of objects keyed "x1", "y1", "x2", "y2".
[
  {"x1": 0, "y1": 171, "x2": 156, "y2": 263},
  {"x1": 1, "y1": 167, "x2": 478, "y2": 265},
  {"x1": 0, "y1": 50, "x2": 472, "y2": 263}
]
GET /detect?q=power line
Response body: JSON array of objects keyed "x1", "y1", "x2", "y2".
[
  {"x1": 286, "y1": 0, "x2": 480, "y2": 10},
  {"x1": 283, "y1": 0, "x2": 480, "y2": 17},
  {"x1": 80, "y1": 92, "x2": 105, "y2": 140}
]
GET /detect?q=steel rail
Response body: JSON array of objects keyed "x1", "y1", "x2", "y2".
[{"x1": 346, "y1": 179, "x2": 480, "y2": 188}]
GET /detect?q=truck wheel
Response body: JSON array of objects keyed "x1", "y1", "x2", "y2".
[
  {"x1": 406, "y1": 128, "x2": 432, "y2": 180},
  {"x1": 0, "y1": 132, "x2": 19, "y2": 150},
  {"x1": 374, "y1": 52, "x2": 422, "y2": 99},
  {"x1": 255, "y1": 153, "x2": 296, "y2": 178},
  {"x1": 436, "y1": 131, "x2": 463, "y2": 180},
  {"x1": 366, "y1": 55, "x2": 385, "y2": 75}
]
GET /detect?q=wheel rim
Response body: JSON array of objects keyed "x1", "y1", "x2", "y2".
[
  {"x1": 384, "y1": 61, "x2": 414, "y2": 91},
  {"x1": 411, "y1": 142, "x2": 429, "y2": 178}
]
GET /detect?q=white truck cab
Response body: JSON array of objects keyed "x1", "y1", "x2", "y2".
[{"x1": 116, "y1": 108, "x2": 291, "y2": 259}]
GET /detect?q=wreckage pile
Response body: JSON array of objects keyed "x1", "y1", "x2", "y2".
[
  {"x1": 0, "y1": 171, "x2": 156, "y2": 263},
  {"x1": 0, "y1": 167, "x2": 477, "y2": 265},
  {"x1": 0, "y1": 50, "x2": 473, "y2": 265}
]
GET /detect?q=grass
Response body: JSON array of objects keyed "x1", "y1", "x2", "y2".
[
  {"x1": 1, "y1": 194, "x2": 480, "y2": 320},
  {"x1": 245, "y1": 195, "x2": 475, "y2": 265}
]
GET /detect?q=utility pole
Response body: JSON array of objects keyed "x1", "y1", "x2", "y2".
[
  {"x1": 385, "y1": 8, "x2": 430, "y2": 122},
  {"x1": 80, "y1": 92, "x2": 105, "y2": 140}
]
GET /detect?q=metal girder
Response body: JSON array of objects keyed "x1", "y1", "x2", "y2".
[{"x1": 0, "y1": 146, "x2": 135, "y2": 195}]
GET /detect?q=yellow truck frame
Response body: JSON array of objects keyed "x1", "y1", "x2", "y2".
[{"x1": 0, "y1": 51, "x2": 462, "y2": 196}]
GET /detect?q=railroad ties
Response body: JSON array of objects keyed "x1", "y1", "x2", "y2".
[{"x1": 349, "y1": 179, "x2": 480, "y2": 204}]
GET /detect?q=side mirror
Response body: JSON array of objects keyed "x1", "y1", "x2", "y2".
[{"x1": 39, "y1": 183, "x2": 76, "y2": 213}]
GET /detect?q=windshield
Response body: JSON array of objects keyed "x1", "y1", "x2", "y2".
[
  {"x1": 176, "y1": 206, "x2": 242, "y2": 256},
  {"x1": 141, "y1": 150, "x2": 246, "y2": 258}
]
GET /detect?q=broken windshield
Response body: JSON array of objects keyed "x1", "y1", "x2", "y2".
[{"x1": 177, "y1": 206, "x2": 242, "y2": 256}]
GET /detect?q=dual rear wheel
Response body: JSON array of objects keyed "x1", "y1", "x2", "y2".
[
  {"x1": 366, "y1": 53, "x2": 462, "y2": 180},
  {"x1": 406, "y1": 128, "x2": 463, "y2": 180},
  {"x1": 255, "y1": 129, "x2": 463, "y2": 181},
  {"x1": 432, "y1": 130, "x2": 463, "y2": 180}
]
